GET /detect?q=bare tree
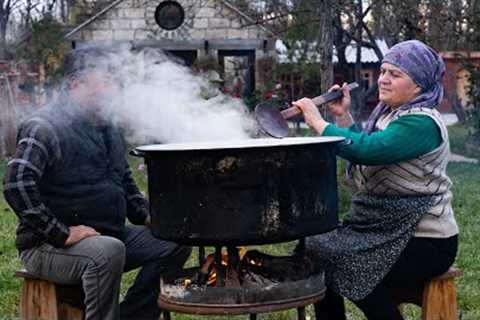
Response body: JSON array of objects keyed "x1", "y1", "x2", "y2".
[
  {"x1": 18, "y1": 0, "x2": 39, "y2": 29},
  {"x1": 370, "y1": 0, "x2": 480, "y2": 51},
  {"x1": 370, "y1": 0, "x2": 424, "y2": 46},
  {"x1": 0, "y1": 0, "x2": 21, "y2": 59}
]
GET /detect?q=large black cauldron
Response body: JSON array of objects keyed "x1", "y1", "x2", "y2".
[{"x1": 135, "y1": 137, "x2": 344, "y2": 246}]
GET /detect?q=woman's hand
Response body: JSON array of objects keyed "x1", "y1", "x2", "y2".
[
  {"x1": 327, "y1": 83, "x2": 355, "y2": 128},
  {"x1": 328, "y1": 83, "x2": 351, "y2": 117},
  {"x1": 292, "y1": 98, "x2": 329, "y2": 135}
]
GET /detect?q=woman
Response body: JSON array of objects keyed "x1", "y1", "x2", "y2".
[{"x1": 293, "y1": 40, "x2": 459, "y2": 320}]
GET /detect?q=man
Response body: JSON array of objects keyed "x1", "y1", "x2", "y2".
[{"x1": 3, "y1": 47, "x2": 191, "y2": 320}]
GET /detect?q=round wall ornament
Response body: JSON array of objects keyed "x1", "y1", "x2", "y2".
[{"x1": 154, "y1": 1, "x2": 185, "y2": 30}]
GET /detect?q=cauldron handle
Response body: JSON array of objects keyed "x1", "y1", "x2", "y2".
[{"x1": 130, "y1": 149, "x2": 145, "y2": 157}]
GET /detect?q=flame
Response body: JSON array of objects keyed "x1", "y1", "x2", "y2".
[
  {"x1": 207, "y1": 272, "x2": 216, "y2": 286},
  {"x1": 182, "y1": 247, "x2": 264, "y2": 288},
  {"x1": 249, "y1": 258, "x2": 262, "y2": 267},
  {"x1": 238, "y1": 247, "x2": 248, "y2": 259}
]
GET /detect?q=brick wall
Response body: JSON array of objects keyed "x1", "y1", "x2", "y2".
[{"x1": 440, "y1": 52, "x2": 480, "y2": 114}]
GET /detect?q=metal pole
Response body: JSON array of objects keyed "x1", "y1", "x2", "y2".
[
  {"x1": 215, "y1": 246, "x2": 223, "y2": 287},
  {"x1": 297, "y1": 238, "x2": 306, "y2": 256},
  {"x1": 297, "y1": 306, "x2": 306, "y2": 320},
  {"x1": 198, "y1": 246, "x2": 205, "y2": 267}
]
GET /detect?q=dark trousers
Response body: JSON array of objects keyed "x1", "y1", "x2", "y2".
[
  {"x1": 20, "y1": 225, "x2": 191, "y2": 320},
  {"x1": 314, "y1": 235, "x2": 458, "y2": 320},
  {"x1": 119, "y1": 226, "x2": 192, "y2": 320}
]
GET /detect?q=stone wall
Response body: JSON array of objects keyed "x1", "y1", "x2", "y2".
[
  {"x1": 68, "y1": 0, "x2": 273, "y2": 93},
  {"x1": 73, "y1": 0, "x2": 266, "y2": 42}
]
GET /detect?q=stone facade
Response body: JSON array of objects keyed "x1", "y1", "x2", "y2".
[
  {"x1": 67, "y1": 0, "x2": 274, "y2": 92},
  {"x1": 71, "y1": 0, "x2": 266, "y2": 43}
]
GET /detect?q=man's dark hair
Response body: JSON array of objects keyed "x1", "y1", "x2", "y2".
[{"x1": 63, "y1": 46, "x2": 114, "y2": 80}]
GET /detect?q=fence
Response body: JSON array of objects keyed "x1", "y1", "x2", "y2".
[
  {"x1": 0, "y1": 73, "x2": 18, "y2": 158},
  {"x1": 0, "y1": 61, "x2": 39, "y2": 158}
]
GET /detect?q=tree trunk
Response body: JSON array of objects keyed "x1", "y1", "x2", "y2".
[
  {"x1": 333, "y1": 11, "x2": 351, "y2": 83},
  {"x1": 0, "y1": 20, "x2": 7, "y2": 60},
  {"x1": 315, "y1": 0, "x2": 335, "y2": 120},
  {"x1": 450, "y1": 94, "x2": 467, "y2": 124},
  {"x1": 60, "y1": 0, "x2": 66, "y2": 23},
  {"x1": 315, "y1": 0, "x2": 334, "y2": 93},
  {"x1": 351, "y1": 0, "x2": 365, "y2": 121}
]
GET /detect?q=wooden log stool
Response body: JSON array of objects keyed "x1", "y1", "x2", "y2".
[
  {"x1": 15, "y1": 269, "x2": 85, "y2": 320},
  {"x1": 392, "y1": 266, "x2": 462, "y2": 320}
]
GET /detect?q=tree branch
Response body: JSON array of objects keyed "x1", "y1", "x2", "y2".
[
  {"x1": 243, "y1": 9, "x2": 310, "y2": 26},
  {"x1": 361, "y1": 5, "x2": 371, "y2": 20},
  {"x1": 362, "y1": 21, "x2": 384, "y2": 61}
]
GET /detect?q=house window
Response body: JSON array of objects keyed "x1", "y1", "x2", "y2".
[
  {"x1": 362, "y1": 70, "x2": 373, "y2": 90},
  {"x1": 155, "y1": 1, "x2": 185, "y2": 30},
  {"x1": 218, "y1": 50, "x2": 256, "y2": 97}
]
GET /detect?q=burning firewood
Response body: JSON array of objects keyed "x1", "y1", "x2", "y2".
[
  {"x1": 241, "y1": 250, "x2": 315, "y2": 282},
  {"x1": 192, "y1": 255, "x2": 215, "y2": 286},
  {"x1": 184, "y1": 247, "x2": 319, "y2": 289}
]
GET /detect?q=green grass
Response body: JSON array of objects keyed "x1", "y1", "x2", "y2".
[
  {"x1": 0, "y1": 144, "x2": 479, "y2": 319},
  {"x1": 448, "y1": 124, "x2": 480, "y2": 160}
]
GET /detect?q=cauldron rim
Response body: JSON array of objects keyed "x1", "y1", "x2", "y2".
[{"x1": 136, "y1": 136, "x2": 344, "y2": 152}]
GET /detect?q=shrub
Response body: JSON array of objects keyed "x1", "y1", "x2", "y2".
[{"x1": 461, "y1": 60, "x2": 480, "y2": 158}]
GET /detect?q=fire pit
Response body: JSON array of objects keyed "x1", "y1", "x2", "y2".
[
  {"x1": 134, "y1": 137, "x2": 344, "y2": 318},
  {"x1": 157, "y1": 244, "x2": 326, "y2": 316}
]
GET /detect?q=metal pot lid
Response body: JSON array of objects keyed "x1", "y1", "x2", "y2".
[{"x1": 136, "y1": 136, "x2": 345, "y2": 152}]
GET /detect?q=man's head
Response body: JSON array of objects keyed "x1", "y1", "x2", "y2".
[{"x1": 63, "y1": 46, "x2": 119, "y2": 111}]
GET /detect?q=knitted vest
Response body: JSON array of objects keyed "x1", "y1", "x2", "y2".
[{"x1": 350, "y1": 107, "x2": 459, "y2": 238}]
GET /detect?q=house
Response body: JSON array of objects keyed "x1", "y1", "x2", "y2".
[
  {"x1": 439, "y1": 51, "x2": 480, "y2": 115},
  {"x1": 275, "y1": 39, "x2": 389, "y2": 118},
  {"x1": 64, "y1": 0, "x2": 276, "y2": 96}
]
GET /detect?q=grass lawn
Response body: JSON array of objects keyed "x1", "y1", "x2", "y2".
[
  {"x1": 448, "y1": 124, "x2": 480, "y2": 160},
  {"x1": 0, "y1": 127, "x2": 479, "y2": 319}
]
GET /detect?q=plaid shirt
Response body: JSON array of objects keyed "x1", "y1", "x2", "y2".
[{"x1": 3, "y1": 116, "x2": 148, "y2": 250}]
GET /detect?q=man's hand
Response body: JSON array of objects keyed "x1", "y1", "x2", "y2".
[
  {"x1": 144, "y1": 215, "x2": 152, "y2": 227},
  {"x1": 64, "y1": 225, "x2": 100, "y2": 247}
]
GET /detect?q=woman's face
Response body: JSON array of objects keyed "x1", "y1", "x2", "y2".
[{"x1": 378, "y1": 63, "x2": 421, "y2": 108}]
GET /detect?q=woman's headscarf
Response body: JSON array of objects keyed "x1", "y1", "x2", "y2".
[{"x1": 364, "y1": 40, "x2": 446, "y2": 133}]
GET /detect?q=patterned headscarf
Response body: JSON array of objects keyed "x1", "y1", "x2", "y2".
[{"x1": 364, "y1": 40, "x2": 446, "y2": 133}]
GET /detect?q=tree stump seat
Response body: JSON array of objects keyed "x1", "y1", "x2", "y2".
[
  {"x1": 15, "y1": 269, "x2": 85, "y2": 320},
  {"x1": 392, "y1": 266, "x2": 462, "y2": 320}
]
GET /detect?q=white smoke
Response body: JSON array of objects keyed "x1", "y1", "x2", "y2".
[{"x1": 97, "y1": 45, "x2": 258, "y2": 145}]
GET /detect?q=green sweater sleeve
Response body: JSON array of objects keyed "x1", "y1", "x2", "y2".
[{"x1": 323, "y1": 115, "x2": 442, "y2": 165}]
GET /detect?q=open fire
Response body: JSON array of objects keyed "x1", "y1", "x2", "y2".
[
  {"x1": 159, "y1": 243, "x2": 326, "y2": 313},
  {"x1": 180, "y1": 247, "x2": 317, "y2": 289}
]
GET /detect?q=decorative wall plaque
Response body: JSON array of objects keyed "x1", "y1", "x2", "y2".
[{"x1": 154, "y1": 1, "x2": 185, "y2": 30}]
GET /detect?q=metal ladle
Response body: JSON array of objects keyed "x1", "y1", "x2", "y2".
[{"x1": 255, "y1": 82, "x2": 359, "y2": 138}]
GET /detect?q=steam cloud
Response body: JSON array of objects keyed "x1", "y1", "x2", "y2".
[{"x1": 93, "y1": 44, "x2": 258, "y2": 145}]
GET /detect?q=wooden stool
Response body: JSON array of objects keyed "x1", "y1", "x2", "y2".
[
  {"x1": 15, "y1": 269, "x2": 84, "y2": 320},
  {"x1": 393, "y1": 266, "x2": 462, "y2": 320}
]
